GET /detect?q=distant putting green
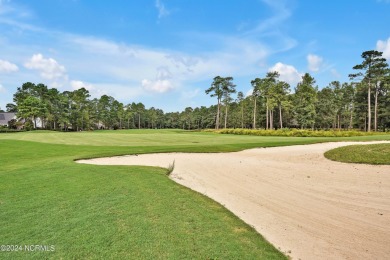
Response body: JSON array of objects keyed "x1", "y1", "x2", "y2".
[
  {"x1": 1, "y1": 130, "x2": 390, "y2": 259},
  {"x1": 325, "y1": 143, "x2": 390, "y2": 165}
]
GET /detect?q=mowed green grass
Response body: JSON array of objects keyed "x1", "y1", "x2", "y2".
[
  {"x1": 1, "y1": 130, "x2": 390, "y2": 259},
  {"x1": 1, "y1": 129, "x2": 390, "y2": 148},
  {"x1": 325, "y1": 143, "x2": 390, "y2": 165}
]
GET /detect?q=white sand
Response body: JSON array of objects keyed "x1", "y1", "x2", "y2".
[{"x1": 77, "y1": 141, "x2": 390, "y2": 260}]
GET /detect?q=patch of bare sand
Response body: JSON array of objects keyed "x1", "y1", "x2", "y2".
[{"x1": 77, "y1": 141, "x2": 390, "y2": 260}]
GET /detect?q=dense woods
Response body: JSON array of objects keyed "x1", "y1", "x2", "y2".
[{"x1": 2, "y1": 50, "x2": 390, "y2": 132}]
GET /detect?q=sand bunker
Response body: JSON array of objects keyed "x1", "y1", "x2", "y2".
[{"x1": 77, "y1": 141, "x2": 390, "y2": 260}]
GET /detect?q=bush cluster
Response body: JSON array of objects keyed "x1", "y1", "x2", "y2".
[
  {"x1": 0, "y1": 129, "x2": 25, "y2": 133},
  {"x1": 211, "y1": 128, "x2": 384, "y2": 137}
]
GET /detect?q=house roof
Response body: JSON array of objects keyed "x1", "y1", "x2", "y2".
[{"x1": 0, "y1": 112, "x2": 16, "y2": 125}]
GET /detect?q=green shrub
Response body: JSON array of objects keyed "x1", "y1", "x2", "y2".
[
  {"x1": 0, "y1": 129, "x2": 25, "y2": 133},
  {"x1": 211, "y1": 128, "x2": 385, "y2": 137}
]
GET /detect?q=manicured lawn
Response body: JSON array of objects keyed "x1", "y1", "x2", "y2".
[
  {"x1": 324, "y1": 143, "x2": 390, "y2": 165},
  {"x1": 1, "y1": 129, "x2": 390, "y2": 148},
  {"x1": 1, "y1": 130, "x2": 390, "y2": 259}
]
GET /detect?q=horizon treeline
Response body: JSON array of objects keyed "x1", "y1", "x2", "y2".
[{"x1": 1, "y1": 50, "x2": 390, "y2": 132}]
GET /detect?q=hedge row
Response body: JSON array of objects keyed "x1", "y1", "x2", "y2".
[
  {"x1": 0, "y1": 129, "x2": 25, "y2": 133},
  {"x1": 209, "y1": 128, "x2": 385, "y2": 137}
]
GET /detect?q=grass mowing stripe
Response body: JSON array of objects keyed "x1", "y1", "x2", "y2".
[{"x1": 1, "y1": 129, "x2": 390, "y2": 147}]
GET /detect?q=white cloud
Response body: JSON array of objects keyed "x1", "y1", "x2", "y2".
[
  {"x1": 142, "y1": 79, "x2": 173, "y2": 93},
  {"x1": 269, "y1": 62, "x2": 302, "y2": 86},
  {"x1": 24, "y1": 53, "x2": 67, "y2": 80},
  {"x1": 155, "y1": 0, "x2": 170, "y2": 19},
  {"x1": 69, "y1": 80, "x2": 115, "y2": 99},
  {"x1": 0, "y1": 59, "x2": 18, "y2": 73},
  {"x1": 377, "y1": 37, "x2": 390, "y2": 59},
  {"x1": 68, "y1": 34, "x2": 270, "y2": 83},
  {"x1": 142, "y1": 67, "x2": 174, "y2": 93},
  {"x1": 70, "y1": 80, "x2": 94, "y2": 91},
  {"x1": 0, "y1": 83, "x2": 6, "y2": 93},
  {"x1": 64, "y1": 34, "x2": 271, "y2": 98},
  {"x1": 307, "y1": 54, "x2": 323, "y2": 72}
]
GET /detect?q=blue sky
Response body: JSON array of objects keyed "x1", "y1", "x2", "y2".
[{"x1": 0, "y1": 0, "x2": 389, "y2": 112}]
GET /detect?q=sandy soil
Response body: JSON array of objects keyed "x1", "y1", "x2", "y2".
[{"x1": 77, "y1": 141, "x2": 390, "y2": 260}]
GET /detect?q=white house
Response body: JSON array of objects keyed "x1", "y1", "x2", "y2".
[{"x1": 0, "y1": 112, "x2": 16, "y2": 127}]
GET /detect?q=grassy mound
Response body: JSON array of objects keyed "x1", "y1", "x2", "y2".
[{"x1": 324, "y1": 143, "x2": 390, "y2": 165}]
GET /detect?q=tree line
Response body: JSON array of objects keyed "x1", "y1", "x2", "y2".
[{"x1": 1, "y1": 50, "x2": 389, "y2": 132}]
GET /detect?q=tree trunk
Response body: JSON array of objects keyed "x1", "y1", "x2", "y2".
[
  {"x1": 367, "y1": 80, "x2": 371, "y2": 132},
  {"x1": 224, "y1": 105, "x2": 228, "y2": 129},
  {"x1": 374, "y1": 84, "x2": 378, "y2": 132},
  {"x1": 364, "y1": 114, "x2": 367, "y2": 132},
  {"x1": 337, "y1": 114, "x2": 340, "y2": 130},
  {"x1": 266, "y1": 103, "x2": 269, "y2": 130},
  {"x1": 215, "y1": 98, "x2": 220, "y2": 130},
  {"x1": 253, "y1": 98, "x2": 257, "y2": 129},
  {"x1": 241, "y1": 104, "x2": 244, "y2": 128},
  {"x1": 138, "y1": 113, "x2": 141, "y2": 129},
  {"x1": 270, "y1": 110, "x2": 273, "y2": 130},
  {"x1": 268, "y1": 110, "x2": 271, "y2": 129},
  {"x1": 279, "y1": 104, "x2": 283, "y2": 129},
  {"x1": 349, "y1": 104, "x2": 353, "y2": 129}
]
